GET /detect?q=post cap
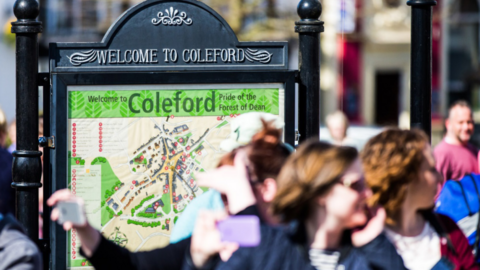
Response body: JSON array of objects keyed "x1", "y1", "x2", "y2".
[
  {"x1": 297, "y1": 0, "x2": 322, "y2": 21},
  {"x1": 407, "y1": 0, "x2": 437, "y2": 6},
  {"x1": 11, "y1": 0, "x2": 42, "y2": 33},
  {"x1": 13, "y1": 0, "x2": 39, "y2": 21}
]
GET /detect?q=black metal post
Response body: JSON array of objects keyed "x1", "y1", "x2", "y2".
[
  {"x1": 408, "y1": 0, "x2": 436, "y2": 140},
  {"x1": 10, "y1": 0, "x2": 43, "y2": 240},
  {"x1": 296, "y1": 0, "x2": 323, "y2": 142}
]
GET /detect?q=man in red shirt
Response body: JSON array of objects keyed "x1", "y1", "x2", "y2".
[{"x1": 434, "y1": 101, "x2": 478, "y2": 186}]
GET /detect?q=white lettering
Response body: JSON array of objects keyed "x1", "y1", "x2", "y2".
[
  {"x1": 139, "y1": 49, "x2": 150, "y2": 63},
  {"x1": 228, "y1": 48, "x2": 236, "y2": 63},
  {"x1": 151, "y1": 49, "x2": 158, "y2": 63},
  {"x1": 86, "y1": 48, "x2": 252, "y2": 65},
  {"x1": 98, "y1": 50, "x2": 108, "y2": 64},
  {"x1": 221, "y1": 49, "x2": 228, "y2": 62},
  {"x1": 163, "y1": 49, "x2": 170, "y2": 62},
  {"x1": 125, "y1": 50, "x2": 132, "y2": 63},
  {"x1": 206, "y1": 49, "x2": 213, "y2": 63},
  {"x1": 183, "y1": 49, "x2": 190, "y2": 63},
  {"x1": 132, "y1": 50, "x2": 139, "y2": 62},
  {"x1": 196, "y1": 49, "x2": 205, "y2": 63},
  {"x1": 170, "y1": 49, "x2": 178, "y2": 62},
  {"x1": 237, "y1": 49, "x2": 245, "y2": 62},
  {"x1": 117, "y1": 49, "x2": 125, "y2": 64},
  {"x1": 191, "y1": 49, "x2": 197, "y2": 62},
  {"x1": 214, "y1": 49, "x2": 221, "y2": 63},
  {"x1": 108, "y1": 50, "x2": 116, "y2": 63}
]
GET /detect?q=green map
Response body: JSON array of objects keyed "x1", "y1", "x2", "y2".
[{"x1": 66, "y1": 86, "x2": 282, "y2": 268}]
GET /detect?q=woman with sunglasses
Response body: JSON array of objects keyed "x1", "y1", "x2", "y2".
[
  {"x1": 362, "y1": 129, "x2": 478, "y2": 270},
  {"x1": 187, "y1": 140, "x2": 406, "y2": 270}
]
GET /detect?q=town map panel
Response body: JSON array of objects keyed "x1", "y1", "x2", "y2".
[{"x1": 66, "y1": 84, "x2": 284, "y2": 268}]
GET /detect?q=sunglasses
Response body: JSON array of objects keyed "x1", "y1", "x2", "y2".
[{"x1": 339, "y1": 176, "x2": 367, "y2": 193}]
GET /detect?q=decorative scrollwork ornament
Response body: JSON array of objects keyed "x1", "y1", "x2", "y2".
[
  {"x1": 152, "y1": 7, "x2": 193, "y2": 26},
  {"x1": 67, "y1": 49, "x2": 97, "y2": 66},
  {"x1": 244, "y1": 49, "x2": 273, "y2": 64}
]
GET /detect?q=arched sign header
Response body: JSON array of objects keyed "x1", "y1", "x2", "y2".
[{"x1": 50, "y1": 0, "x2": 288, "y2": 72}]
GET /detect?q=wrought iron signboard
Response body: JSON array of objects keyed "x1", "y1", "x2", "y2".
[
  {"x1": 67, "y1": 47, "x2": 274, "y2": 66},
  {"x1": 50, "y1": 1, "x2": 287, "y2": 71},
  {"x1": 49, "y1": 0, "x2": 294, "y2": 269}
]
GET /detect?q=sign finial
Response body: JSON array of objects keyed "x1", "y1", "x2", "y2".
[
  {"x1": 13, "y1": 0, "x2": 39, "y2": 21},
  {"x1": 297, "y1": 0, "x2": 322, "y2": 21},
  {"x1": 11, "y1": 0, "x2": 42, "y2": 33}
]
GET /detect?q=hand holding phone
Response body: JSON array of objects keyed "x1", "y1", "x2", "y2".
[
  {"x1": 190, "y1": 212, "x2": 259, "y2": 268},
  {"x1": 57, "y1": 201, "x2": 87, "y2": 226},
  {"x1": 48, "y1": 190, "x2": 102, "y2": 258},
  {"x1": 217, "y1": 216, "x2": 260, "y2": 247},
  {"x1": 47, "y1": 189, "x2": 88, "y2": 230}
]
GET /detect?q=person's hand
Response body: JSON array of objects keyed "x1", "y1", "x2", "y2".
[
  {"x1": 47, "y1": 189, "x2": 88, "y2": 231},
  {"x1": 190, "y1": 211, "x2": 239, "y2": 267},
  {"x1": 47, "y1": 189, "x2": 100, "y2": 258},
  {"x1": 195, "y1": 150, "x2": 256, "y2": 214},
  {"x1": 351, "y1": 206, "x2": 386, "y2": 247},
  {"x1": 218, "y1": 242, "x2": 239, "y2": 262}
]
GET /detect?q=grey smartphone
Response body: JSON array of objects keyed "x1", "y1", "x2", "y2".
[{"x1": 57, "y1": 201, "x2": 86, "y2": 226}]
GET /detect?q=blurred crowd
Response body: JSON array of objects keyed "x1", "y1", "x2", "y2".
[
  {"x1": 46, "y1": 101, "x2": 480, "y2": 270},
  {"x1": 0, "y1": 108, "x2": 44, "y2": 233},
  {"x1": 0, "y1": 107, "x2": 43, "y2": 269},
  {"x1": 2, "y1": 100, "x2": 480, "y2": 269}
]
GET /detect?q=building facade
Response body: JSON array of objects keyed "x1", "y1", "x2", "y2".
[
  {"x1": 3, "y1": 0, "x2": 480, "y2": 143},
  {"x1": 321, "y1": 0, "x2": 443, "y2": 127}
]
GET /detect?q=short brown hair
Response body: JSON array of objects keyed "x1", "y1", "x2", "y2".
[
  {"x1": 448, "y1": 100, "x2": 471, "y2": 119},
  {"x1": 272, "y1": 140, "x2": 358, "y2": 222},
  {"x1": 361, "y1": 128, "x2": 429, "y2": 224},
  {"x1": 217, "y1": 120, "x2": 290, "y2": 183}
]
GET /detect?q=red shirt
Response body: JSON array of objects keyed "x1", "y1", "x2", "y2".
[{"x1": 434, "y1": 140, "x2": 478, "y2": 183}]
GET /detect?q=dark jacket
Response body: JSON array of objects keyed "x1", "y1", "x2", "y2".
[
  {"x1": 0, "y1": 147, "x2": 14, "y2": 215},
  {"x1": 82, "y1": 205, "x2": 261, "y2": 269},
  {"x1": 184, "y1": 221, "x2": 407, "y2": 270},
  {"x1": 83, "y1": 235, "x2": 190, "y2": 270},
  {"x1": 0, "y1": 214, "x2": 43, "y2": 270}
]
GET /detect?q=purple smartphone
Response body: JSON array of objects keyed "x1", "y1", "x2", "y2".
[{"x1": 217, "y1": 215, "x2": 261, "y2": 247}]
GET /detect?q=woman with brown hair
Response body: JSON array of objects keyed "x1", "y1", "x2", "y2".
[
  {"x1": 362, "y1": 128, "x2": 478, "y2": 270},
  {"x1": 187, "y1": 140, "x2": 406, "y2": 270}
]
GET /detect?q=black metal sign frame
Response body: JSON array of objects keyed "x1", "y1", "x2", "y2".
[
  {"x1": 48, "y1": 70, "x2": 295, "y2": 269},
  {"x1": 48, "y1": 1, "x2": 296, "y2": 268}
]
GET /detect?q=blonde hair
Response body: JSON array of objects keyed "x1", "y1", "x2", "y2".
[{"x1": 272, "y1": 140, "x2": 358, "y2": 222}]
